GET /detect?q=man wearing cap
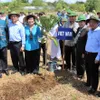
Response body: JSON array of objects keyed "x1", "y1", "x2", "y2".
[
  {"x1": 85, "y1": 15, "x2": 100, "y2": 94},
  {"x1": 64, "y1": 11, "x2": 79, "y2": 71},
  {"x1": 75, "y1": 15, "x2": 88, "y2": 79},
  {"x1": 8, "y1": 12, "x2": 25, "y2": 74}
]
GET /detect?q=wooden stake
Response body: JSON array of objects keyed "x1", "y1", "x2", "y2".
[{"x1": 62, "y1": 40, "x2": 65, "y2": 70}]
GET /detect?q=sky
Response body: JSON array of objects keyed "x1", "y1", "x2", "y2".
[{"x1": 0, "y1": 0, "x2": 87, "y2": 4}]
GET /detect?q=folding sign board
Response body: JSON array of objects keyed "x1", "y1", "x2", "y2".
[{"x1": 57, "y1": 27, "x2": 73, "y2": 40}]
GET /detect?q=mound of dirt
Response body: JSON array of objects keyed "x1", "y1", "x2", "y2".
[{"x1": 0, "y1": 74, "x2": 58, "y2": 100}]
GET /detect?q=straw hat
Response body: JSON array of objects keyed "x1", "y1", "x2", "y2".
[{"x1": 8, "y1": 11, "x2": 20, "y2": 19}]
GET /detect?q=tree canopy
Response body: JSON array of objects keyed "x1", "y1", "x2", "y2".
[
  {"x1": 85, "y1": 0, "x2": 100, "y2": 12},
  {"x1": 31, "y1": 0, "x2": 44, "y2": 6},
  {"x1": 0, "y1": 0, "x2": 100, "y2": 13}
]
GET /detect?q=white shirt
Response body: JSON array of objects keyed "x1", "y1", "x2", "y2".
[{"x1": 19, "y1": 15, "x2": 25, "y2": 23}]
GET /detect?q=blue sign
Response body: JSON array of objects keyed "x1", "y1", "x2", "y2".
[{"x1": 57, "y1": 27, "x2": 73, "y2": 40}]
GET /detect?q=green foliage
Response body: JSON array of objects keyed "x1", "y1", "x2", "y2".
[
  {"x1": 39, "y1": 15, "x2": 59, "y2": 32},
  {"x1": 1, "y1": 0, "x2": 100, "y2": 13},
  {"x1": 0, "y1": 3, "x2": 4, "y2": 9},
  {"x1": 8, "y1": 0, "x2": 22, "y2": 11},
  {"x1": 0, "y1": 2, "x2": 10, "y2": 11},
  {"x1": 7, "y1": 0, "x2": 30, "y2": 12},
  {"x1": 31, "y1": 0, "x2": 44, "y2": 6},
  {"x1": 38, "y1": 15, "x2": 59, "y2": 46},
  {"x1": 21, "y1": 0, "x2": 29, "y2": 3},
  {"x1": 55, "y1": 0, "x2": 68, "y2": 10},
  {"x1": 69, "y1": 3, "x2": 85, "y2": 12},
  {"x1": 85, "y1": 0, "x2": 100, "y2": 12}
]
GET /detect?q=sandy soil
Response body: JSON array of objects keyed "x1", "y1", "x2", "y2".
[{"x1": 0, "y1": 40, "x2": 100, "y2": 100}]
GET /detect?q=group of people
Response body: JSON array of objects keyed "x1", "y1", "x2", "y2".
[
  {"x1": 0, "y1": 9, "x2": 100, "y2": 96},
  {"x1": 51, "y1": 10, "x2": 100, "y2": 96},
  {"x1": 0, "y1": 11, "x2": 46, "y2": 77}
]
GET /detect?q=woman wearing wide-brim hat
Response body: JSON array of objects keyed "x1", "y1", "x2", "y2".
[
  {"x1": 24, "y1": 14, "x2": 42, "y2": 75},
  {"x1": 23, "y1": 14, "x2": 38, "y2": 25}
]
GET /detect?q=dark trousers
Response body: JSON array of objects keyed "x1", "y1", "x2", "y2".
[
  {"x1": 85, "y1": 52, "x2": 99, "y2": 91},
  {"x1": 40, "y1": 43, "x2": 46, "y2": 65},
  {"x1": 25, "y1": 49, "x2": 40, "y2": 73},
  {"x1": 9, "y1": 42, "x2": 25, "y2": 71},
  {"x1": 65, "y1": 46, "x2": 76, "y2": 69},
  {"x1": 0, "y1": 47, "x2": 8, "y2": 72},
  {"x1": 76, "y1": 51, "x2": 84, "y2": 76}
]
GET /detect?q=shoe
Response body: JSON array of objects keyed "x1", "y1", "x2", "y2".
[
  {"x1": 4, "y1": 70, "x2": 9, "y2": 76},
  {"x1": 0, "y1": 73, "x2": 2, "y2": 78},
  {"x1": 96, "y1": 92, "x2": 100, "y2": 97},
  {"x1": 77, "y1": 75, "x2": 83, "y2": 79},
  {"x1": 84, "y1": 83, "x2": 90, "y2": 87},
  {"x1": 26, "y1": 71, "x2": 31, "y2": 74},
  {"x1": 33, "y1": 71, "x2": 42, "y2": 76},
  {"x1": 72, "y1": 70, "x2": 76, "y2": 74},
  {"x1": 41, "y1": 65, "x2": 46, "y2": 69},
  {"x1": 36, "y1": 73, "x2": 42, "y2": 76},
  {"x1": 65, "y1": 67, "x2": 70, "y2": 71},
  {"x1": 21, "y1": 69, "x2": 27, "y2": 75},
  {"x1": 20, "y1": 71, "x2": 26, "y2": 76},
  {"x1": 11, "y1": 70, "x2": 18, "y2": 74},
  {"x1": 88, "y1": 88, "x2": 96, "y2": 94}
]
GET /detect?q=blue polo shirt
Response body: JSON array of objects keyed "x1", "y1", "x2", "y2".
[
  {"x1": 8, "y1": 21, "x2": 25, "y2": 47},
  {"x1": 85, "y1": 27, "x2": 100, "y2": 60}
]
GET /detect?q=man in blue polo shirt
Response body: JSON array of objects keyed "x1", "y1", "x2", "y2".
[
  {"x1": 85, "y1": 15, "x2": 100, "y2": 94},
  {"x1": 8, "y1": 12, "x2": 25, "y2": 74}
]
